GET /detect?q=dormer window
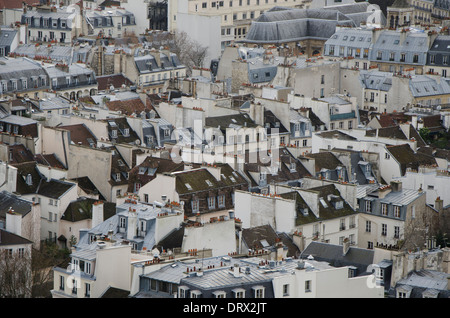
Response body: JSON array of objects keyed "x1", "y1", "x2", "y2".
[
  {"x1": 115, "y1": 173, "x2": 121, "y2": 181},
  {"x1": 289, "y1": 162, "x2": 296, "y2": 172},
  {"x1": 123, "y1": 128, "x2": 129, "y2": 137},
  {"x1": 111, "y1": 130, "x2": 118, "y2": 138},
  {"x1": 26, "y1": 173, "x2": 32, "y2": 186}
]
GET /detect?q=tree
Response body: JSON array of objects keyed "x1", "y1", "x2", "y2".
[
  {"x1": 0, "y1": 248, "x2": 32, "y2": 298},
  {"x1": 419, "y1": 127, "x2": 431, "y2": 144},
  {"x1": 170, "y1": 31, "x2": 209, "y2": 76}
]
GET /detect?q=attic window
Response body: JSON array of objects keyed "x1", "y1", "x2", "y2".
[
  {"x1": 118, "y1": 159, "x2": 124, "y2": 166},
  {"x1": 319, "y1": 197, "x2": 328, "y2": 208},
  {"x1": 123, "y1": 128, "x2": 130, "y2": 137},
  {"x1": 139, "y1": 167, "x2": 146, "y2": 174},
  {"x1": 205, "y1": 180, "x2": 213, "y2": 187},
  {"x1": 185, "y1": 183, "x2": 193, "y2": 191},
  {"x1": 26, "y1": 174, "x2": 32, "y2": 186},
  {"x1": 229, "y1": 176, "x2": 236, "y2": 183}
]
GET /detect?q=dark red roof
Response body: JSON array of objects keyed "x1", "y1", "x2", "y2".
[
  {"x1": 97, "y1": 74, "x2": 134, "y2": 91},
  {"x1": 58, "y1": 123, "x2": 96, "y2": 147},
  {"x1": 0, "y1": 0, "x2": 39, "y2": 9}
]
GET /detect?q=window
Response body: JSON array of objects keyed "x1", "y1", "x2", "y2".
[
  {"x1": 394, "y1": 206, "x2": 401, "y2": 218},
  {"x1": 192, "y1": 199, "x2": 199, "y2": 213},
  {"x1": 119, "y1": 217, "x2": 126, "y2": 229},
  {"x1": 367, "y1": 241, "x2": 373, "y2": 249},
  {"x1": 394, "y1": 226, "x2": 400, "y2": 239},
  {"x1": 381, "y1": 203, "x2": 388, "y2": 216},
  {"x1": 234, "y1": 289, "x2": 245, "y2": 298},
  {"x1": 305, "y1": 280, "x2": 311, "y2": 293},
  {"x1": 411, "y1": 205, "x2": 415, "y2": 219},
  {"x1": 302, "y1": 139, "x2": 307, "y2": 147},
  {"x1": 254, "y1": 287, "x2": 265, "y2": 298},
  {"x1": 208, "y1": 197, "x2": 215, "y2": 210},
  {"x1": 430, "y1": 55, "x2": 436, "y2": 64},
  {"x1": 365, "y1": 200, "x2": 372, "y2": 212},
  {"x1": 398, "y1": 291, "x2": 407, "y2": 298},
  {"x1": 382, "y1": 223, "x2": 387, "y2": 236},
  {"x1": 365, "y1": 220, "x2": 371, "y2": 233},
  {"x1": 385, "y1": 153, "x2": 390, "y2": 160},
  {"x1": 85, "y1": 283, "x2": 91, "y2": 298},
  {"x1": 340, "y1": 218, "x2": 346, "y2": 231},
  {"x1": 59, "y1": 275, "x2": 65, "y2": 291},
  {"x1": 72, "y1": 279, "x2": 78, "y2": 295},
  {"x1": 202, "y1": 2, "x2": 207, "y2": 8},
  {"x1": 218, "y1": 195, "x2": 225, "y2": 208},
  {"x1": 283, "y1": 284, "x2": 289, "y2": 296},
  {"x1": 413, "y1": 54, "x2": 419, "y2": 63},
  {"x1": 321, "y1": 75, "x2": 325, "y2": 84}
]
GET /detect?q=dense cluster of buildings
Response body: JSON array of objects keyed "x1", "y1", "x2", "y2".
[{"x1": 0, "y1": 0, "x2": 449, "y2": 299}]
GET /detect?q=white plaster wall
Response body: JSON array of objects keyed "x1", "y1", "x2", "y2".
[{"x1": 181, "y1": 219, "x2": 236, "y2": 256}]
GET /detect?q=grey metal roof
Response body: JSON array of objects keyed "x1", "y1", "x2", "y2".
[
  {"x1": 378, "y1": 189, "x2": 423, "y2": 206},
  {"x1": 409, "y1": 75, "x2": 450, "y2": 98},
  {"x1": 145, "y1": 255, "x2": 334, "y2": 288},
  {"x1": 396, "y1": 269, "x2": 449, "y2": 291},
  {"x1": 244, "y1": 7, "x2": 357, "y2": 44},
  {"x1": 0, "y1": 114, "x2": 37, "y2": 126},
  {"x1": 370, "y1": 30, "x2": 428, "y2": 65},
  {"x1": 13, "y1": 44, "x2": 73, "y2": 62},
  {"x1": 359, "y1": 70, "x2": 393, "y2": 92},
  {"x1": 0, "y1": 28, "x2": 17, "y2": 48}
]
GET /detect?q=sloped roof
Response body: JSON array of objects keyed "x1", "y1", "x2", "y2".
[
  {"x1": 37, "y1": 179, "x2": 75, "y2": 199},
  {"x1": 96, "y1": 74, "x2": 134, "y2": 91},
  {"x1": 300, "y1": 241, "x2": 374, "y2": 276},
  {"x1": 0, "y1": 190, "x2": 33, "y2": 219},
  {"x1": 387, "y1": 143, "x2": 437, "y2": 175},
  {"x1": 61, "y1": 198, "x2": 116, "y2": 222},
  {"x1": 58, "y1": 123, "x2": 97, "y2": 147},
  {"x1": 244, "y1": 7, "x2": 356, "y2": 44},
  {"x1": 0, "y1": 228, "x2": 33, "y2": 246},
  {"x1": 35, "y1": 153, "x2": 66, "y2": 170},
  {"x1": 304, "y1": 151, "x2": 343, "y2": 173}
]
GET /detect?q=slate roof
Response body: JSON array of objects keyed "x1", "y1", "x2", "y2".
[
  {"x1": 300, "y1": 241, "x2": 374, "y2": 276},
  {"x1": 386, "y1": 143, "x2": 437, "y2": 175},
  {"x1": 127, "y1": 156, "x2": 187, "y2": 193},
  {"x1": 360, "y1": 71, "x2": 393, "y2": 92},
  {"x1": 174, "y1": 165, "x2": 247, "y2": 195},
  {"x1": 304, "y1": 151, "x2": 343, "y2": 173},
  {"x1": 0, "y1": 190, "x2": 33, "y2": 219},
  {"x1": 243, "y1": 148, "x2": 311, "y2": 187},
  {"x1": 61, "y1": 198, "x2": 116, "y2": 223},
  {"x1": 12, "y1": 161, "x2": 43, "y2": 195},
  {"x1": 205, "y1": 113, "x2": 258, "y2": 131},
  {"x1": 70, "y1": 176, "x2": 103, "y2": 198},
  {"x1": 316, "y1": 130, "x2": 357, "y2": 140},
  {"x1": 37, "y1": 179, "x2": 75, "y2": 199},
  {"x1": 365, "y1": 125, "x2": 408, "y2": 139},
  {"x1": 100, "y1": 287, "x2": 130, "y2": 298},
  {"x1": 0, "y1": 228, "x2": 33, "y2": 246}
]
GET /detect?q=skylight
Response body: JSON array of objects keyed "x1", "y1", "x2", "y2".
[{"x1": 185, "y1": 183, "x2": 193, "y2": 190}]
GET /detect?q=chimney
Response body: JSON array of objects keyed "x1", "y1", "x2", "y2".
[
  {"x1": 232, "y1": 263, "x2": 241, "y2": 278},
  {"x1": 91, "y1": 201, "x2": 104, "y2": 228},
  {"x1": 378, "y1": 185, "x2": 392, "y2": 199},
  {"x1": 126, "y1": 209, "x2": 138, "y2": 241},
  {"x1": 6, "y1": 208, "x2": 22, "y2": 236},
  {"x1": 390, "y1": 180, "x2": 402, "y2": 192},
  {"x1": 435, "y1": 197, "x2": 443, "y2": 212}
]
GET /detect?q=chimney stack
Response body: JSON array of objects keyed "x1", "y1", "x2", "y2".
[
  {"x1": 390, "y1": 180, "x2": 402, "y2": 192},
  {"x1": 92, "y1": 201, "x2": 104, "y2": 228},
  {"x1": 6, "y1": 208, "x2": 21, "y2": 236}
]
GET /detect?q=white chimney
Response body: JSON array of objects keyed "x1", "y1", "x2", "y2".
[
  {"x1": 91, "y1": 201, "x2": 104, "y2": 228},
  {"x1": 127, "y1": 208, "x2": 138, "y2": 241},
  {"x1": 6, "y1": 209, "x2": 21, "y2": 236},
  {"x1": 232, "y1": 263, "x2": 241, "y2": 278}
]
